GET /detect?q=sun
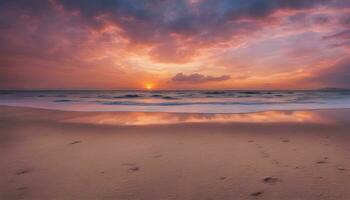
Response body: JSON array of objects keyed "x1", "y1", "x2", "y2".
[{"x1": 145, "y1": 84, "x2": 153, "y2": 90}]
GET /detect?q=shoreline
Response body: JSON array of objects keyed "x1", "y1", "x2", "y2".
[
  {"x1": 1, "y1": 104, "x2": 350, "y2": 115},
  {"x1": 1, "y1": 105, "x2": 350, "y2": 126}
]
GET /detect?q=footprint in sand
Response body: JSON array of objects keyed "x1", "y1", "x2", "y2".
[
  {"x1": 280, "y1": 137, "x2": 290, "y2": 143},
  {"x1": 153, "y1": 154, "x2": 162, "y2": 158},
  {"x1": 16, "y1": 169, "x2": 31, "y2": 175},
  {"x1": 70, "y1": 140, "x2": 81, "y2": 145},
  {"x1": 129, "y1": 166, "x2": 140, "y2": 172},
  {"x1": 315, "y1": 157, "x2": 329, "y2": 164},
  {"x1": 122, "y1": 163, "x2": 140, "y2": 172},
  {"x1": 337, "y1": 167, "x2": 348, "y2": 171},
  {"x1": 263, "y1": 176, "x2": 280, "y2": 184},
  {"x1": 272, "y1": 160, "x2": 280, "y2": 165},
  {"x1": 250, "y1": 191, "x2": 264, "y2": 197},
  {"x1": 17, "y1": 186, "x2": 28, "y2": 191},
  {"x1": 315, "y1": 160, "x2": 328, "y2": 164}
]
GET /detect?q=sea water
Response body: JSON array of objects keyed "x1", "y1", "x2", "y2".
[{"x1": 0, "y1": 90, "x2": 350, "y2": 113}]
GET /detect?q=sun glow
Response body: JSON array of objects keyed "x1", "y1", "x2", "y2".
[{"x1": 145, "y1": 84, "x2": 153, "y2": 90}]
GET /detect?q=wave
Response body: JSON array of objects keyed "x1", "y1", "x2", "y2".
[
  {"x1": 54, "y1": 99, "x2": 78, "y2": 102},
  {"x1": 113, "y1": 94, "x2": 143, "y2": 98},
  {"x1": 0, "y1": 90, "x2": 349, "y2": 113},
  {"x1": 100, "y1": 100, "x2": 317, "y2": 106}
]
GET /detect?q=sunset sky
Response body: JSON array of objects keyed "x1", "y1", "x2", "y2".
[{"x1": 0, "y1": 0, "x2": 349, "y2": 90}]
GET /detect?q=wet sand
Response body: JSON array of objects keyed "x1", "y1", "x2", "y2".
[{"x1": 0, "y1": 106, "x2": 350, "y2": 200}]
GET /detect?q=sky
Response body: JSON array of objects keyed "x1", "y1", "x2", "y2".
[{"x1": 0, "y1": 0, "x2": 349, "y2": 90}]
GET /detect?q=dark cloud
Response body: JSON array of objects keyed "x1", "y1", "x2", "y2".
[
  {"x1": 0, "y1": 0, "x2": 52, "y2": 14},
  {"x1": 287, "y1": 12, "x2": 331, "y2": 29},
  {"x1": 330, "y1": 41, "x2": 350, "y2": 48},
  {"x1": 339, "y1": 14, "x2": 350, "y2": 26},
  {"x1": 308, "y1": 58, "x2": 350, "y2": 88},
  {"x1": 0, "y1": 0, "x2": 341, "y2": 64},
  {"x1": 55, "y1": 0, "x2": 330, "y2": 36},
  {"x1": 324, "y1": 29, "x2": 350, "y2": 48},
  {"x1": 54, "y1": 0, "x2": 333, "y2": 62},
  {"x1": 172, "y1": 73, "x2": 231, "y2": 83},
  {"x1": 312, "y1": 15, "x2": 330, "y2": 25},
  {"x1": 324, "y1": 30, "x2": 350, "y2": 40},
  {"x1": 327, "y1": 0, "x2": 350, "y2": 8}
]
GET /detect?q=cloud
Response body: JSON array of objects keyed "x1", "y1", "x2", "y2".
[
  {"x1": 172, "y1": 73, "x2": 231, "y2": 83},
  {"x1": 324, "y1": 29, "x2": 350, "y2": 49},
  {"x1": 0, "y1": 1, "x2": 342, "y2": 64},
  {"x1": 53, "y1": 0, "x2": 333, "y2": 62},
  {"x1": 0, "y1": 0, "x2": 349, "y2": 89},
  {"x1": 306, "y1": 58, "x2": 350, "y2": 88},
  {"x1": 324, "y1": 29, "x2": 350, "y2": 40}
]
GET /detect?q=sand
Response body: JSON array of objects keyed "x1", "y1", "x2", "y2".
[{"x1": 0, "y1": 106, "x2": 350, "y2": 200}]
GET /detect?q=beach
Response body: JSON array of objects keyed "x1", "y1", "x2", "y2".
[
  {"x1": 2, "y1": 0, "x2": 350, "y2": 199},
  {"x1": 0, "y1": 106, "x2": 350, "y2": 200}
]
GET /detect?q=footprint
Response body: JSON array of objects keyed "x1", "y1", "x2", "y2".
[
  {"x1": 122, "y1": 163, "x2": 140, "y2": 172},
  {"x1": 315, "y1": 160, "x2": 328, "y2": 164},
  {"x1": 153, "y1": 154, "x2": 162, "y2": 158},
  {"x1": 129, "y1": 166, "x2": 140, "y2": 172},
  {"x1": 250, "y1": 191, "x2": 264, "y2": 197},
  {"x1": 17, "y1": 186, "x2": 28, "y2": 191},
  {"x1": 263, "y1": 176, "x2": 280, "y2": 184},
  {"x1": 337, "y1": 167, "x2": 348, "y2": 171},
  {"x1": 70, "y1": 141, "x2": 81, "y2": 145},
  {"x1": 16, "y1": 169, "x2": 31, "y2": 175}
]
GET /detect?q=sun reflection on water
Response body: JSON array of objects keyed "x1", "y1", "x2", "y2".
[{"x1": 63, "y1": 110, "x2": 332, "y2": 126}]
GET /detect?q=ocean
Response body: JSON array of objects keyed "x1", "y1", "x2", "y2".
[{"x1": 1, "y1": 90, "x2": 350, "y2": 113}]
